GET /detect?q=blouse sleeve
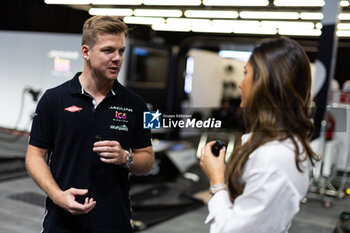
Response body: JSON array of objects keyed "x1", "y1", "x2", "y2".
[{"x1": 205, "y1": 168, "x2": 302, "y2": 233}]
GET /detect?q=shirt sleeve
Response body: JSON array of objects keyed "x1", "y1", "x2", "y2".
[
  {"x1": 29, "y1": 91, "x2": 54, "y2": 149},
  {"x1": 205, "y1": 168, "x2": 301, "y2": 233},
  {"x1": 130, "y1": 98, "x2": 152, "y2": 149}
]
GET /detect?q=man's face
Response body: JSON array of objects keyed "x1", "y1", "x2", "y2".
[{"x1": 86, "y1": 33, "x2": 126, "y2": 81}]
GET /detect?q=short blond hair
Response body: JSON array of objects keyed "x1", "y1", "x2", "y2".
[{"x1": 82, "y1": 15, "x2": 128, "y2": 48}]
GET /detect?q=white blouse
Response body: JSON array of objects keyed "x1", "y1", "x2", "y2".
[{"x1": 205, "y1": 134, "x2": 311, "y2": 233}]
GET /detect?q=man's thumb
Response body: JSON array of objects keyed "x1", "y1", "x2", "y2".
[{"x1": 69, "y1": 188, "x2": 88, "y2": 196}]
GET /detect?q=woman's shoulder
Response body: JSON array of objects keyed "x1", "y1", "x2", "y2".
[{"x1": 247, "y1": 137, "x2": 303, "y2": 170}]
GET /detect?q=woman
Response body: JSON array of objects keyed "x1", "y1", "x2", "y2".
[{"x1": 200, "y1": 37, "x2": 318, "y2": 233}]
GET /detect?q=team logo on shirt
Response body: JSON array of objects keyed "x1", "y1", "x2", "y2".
[
  {"x1": 64, "y1": 105, "x2": 83, "y2": 112},
  {"x1": 115, "y1": 111, "x2": 127, "y2": 120}
]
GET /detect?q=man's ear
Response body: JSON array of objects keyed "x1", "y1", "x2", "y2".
[{"x1": 82, "y1": 45, "x2": 90, "y2": 60}]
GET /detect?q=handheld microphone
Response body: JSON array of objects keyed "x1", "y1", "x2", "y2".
[{"x1": 212, "y1": 140, "x2": 226, "y2": 157}]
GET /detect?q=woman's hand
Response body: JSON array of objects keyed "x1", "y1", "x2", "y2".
[{"x1": 200, "y1": 141, "x2": 226, "y2": 186}]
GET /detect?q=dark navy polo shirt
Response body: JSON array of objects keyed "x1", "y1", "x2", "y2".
[{"x1": 29, "y1": 72, "x2": 152, "y2": 233}]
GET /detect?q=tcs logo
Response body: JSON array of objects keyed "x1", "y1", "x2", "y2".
[{"x1": 115, "y1": 111, "x2": 127, "y2": 120}]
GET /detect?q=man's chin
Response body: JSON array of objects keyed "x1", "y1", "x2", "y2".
[{"x1": 107, "y1": 73, "x2": 119, "y2": 80}]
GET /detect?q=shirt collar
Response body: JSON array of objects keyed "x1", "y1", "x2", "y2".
[{"x1": 69, "y1": 72, "x2": 121, "y2": 96}]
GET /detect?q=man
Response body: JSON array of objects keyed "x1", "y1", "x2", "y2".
[{"x1": 25, "y1": 15, "x2": 154, "y2": 233}]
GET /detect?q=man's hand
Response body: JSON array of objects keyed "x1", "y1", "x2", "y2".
[
  {"x1": 93, "y1": 140, "x2": 126, "y2": 165},
  {"x1": 54, "y1": 188, "x2": 96, "y2": 215}
]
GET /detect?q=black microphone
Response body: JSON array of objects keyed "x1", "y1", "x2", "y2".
[{"x1": 211, "y1": 140, "x2": 226, "y2": 157}]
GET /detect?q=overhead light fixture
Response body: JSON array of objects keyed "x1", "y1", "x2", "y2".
[
  {"x1": 232, "y1": 20, "x2": 260, "y2": 28},
  {"x1": 90, "y1": 0, "x2": 142, "y2": 4},
  {"x1": 240, "y1": 11, "x2": 299, "y2": 20},
  {"x1": 166, "y1": 18, "x2": 211, "y2": 27},
  {"x1": 134, "y1": 9, "x2": 182, "y2": 17},
  {"x1": 218, "y1": 50, "x2": 252, "y2": 61},
  {"x1": 191, "y1": 24, "x2": 233, "y2": 33},
  {"x1": 316, "y1": 22, "x2": 323, "y2": 29},
  {"x1": 260, "y1": 21, "x2": 315, "y2": 29},
  {"x1": 89, "y1": 8, "x2": 133, "y2": 16},
  {"x1": 203, "y1": 0, "x2": 269, "y2": 6},
  {"x1": 44, "y1": 0, "x2": 90, "y2": 4},
  {"x1": 143, "y1": 0, "x2": 201, "y2": 6},
  {"x1": 338, "y1": 23, "x2": 350, "y2": 30},
  {"x1": 340, "y1": 1, "x2": 350, "y2": 7},
  {"x1": 339, "y1": 13, "x2": 350, "y2": 20},
  {"x1": 123, "y1": 16, "x2": 165, "y2": 25},
  {"x1": 278, "y1": 28, "x2": 321, "y2": 36},
  {"x1": 337, "y1": 30, "x2": 350, "y2": 37},
  {"x1": 273, "y1": 0, "x2": 325, "y2": 7},
  {"x1": 152, "y1": 23, "x2": 191, "y2": 32},
  {"x1": 233, "y1": 27, "x2": 277, "y2": 35},
  {"x1": 211, "y1": 19, "x2": 235, "y2": 28},
  {"x1": 184, "y1": 10, "x2": 238, "y2": 19},
  {"x1": 299, "y1": 12, "x2": 323, "y2": 20}
]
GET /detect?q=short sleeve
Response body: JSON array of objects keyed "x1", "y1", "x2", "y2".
[
  {"x1": 130, "y1": 98, "x2": 152, "y2": 149},
  {"x1": 29, "y1": 91, "x2": 54, "y2": 149}
]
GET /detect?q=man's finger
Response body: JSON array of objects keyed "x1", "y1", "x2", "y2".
[
  {"x1": 94, "y1": 140, "x2": 119, "y2": 147},
  {"x1": 93, "y1": 146, "x2": 115, "y2": 152},
  {"x1": 100, "y1": 157, "x2": 118, "y2": 164},
  {"x1": 98, "y1": 152, "x2": 115, "y2": 158},
  {"x1": 69, "y1": 188, "x2": 88, "y2": 196}
]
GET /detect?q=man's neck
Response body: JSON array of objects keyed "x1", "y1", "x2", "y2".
[{"x1": 78, "y1": 72, "x2": 114, "y2": 104}]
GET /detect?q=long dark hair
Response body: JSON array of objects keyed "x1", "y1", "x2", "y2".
[{"x1": 226, "y1": 37, "x2": 317, "y2": 200}]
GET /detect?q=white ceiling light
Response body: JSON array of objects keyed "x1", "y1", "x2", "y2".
[
  {"x1": 167, "y1": 18, "x2": 211, "y2": 27},
  {"x1": 340, "y1": 1, "x2": 350, "y2": 7},
  {"x1": 44, "y1": 0, "x2": 90, "y2": 4},
  {"x1": 143, "y1": 0, "x2": 201, "y2": 6},
  {"x1": 203, "y1": 0, "x2": 269, "y2": 6},
  {"x1": 90, "y1": 0, "x2": 142, "y2": 4},
  {"x1": 218, "y1": 50, "x2": 252, "y2": 61},
  {"x1": 300, "y1": 12, "x2": 323, "y2": 20},
  {"x1": 338, "y1": 23, "x2": 350, "y2": 30},
  {"x1": 134, "y1": 9, "x2": 182, "y2": 17},
  {"x1": 211, "y1": 20, "x2": 236, "y2": 28},
  {"x1": 152, "y1": 23, "x2": 191, "y2": 32},
  {"x1": 184, "y1": 10, "x2": 238, "y2": 19},
  {"x1": 240, "y1": 11, "x2": 299, "y2": 20},
  {"x1": 260, "y1": 21, "x2": 315, "y2": 29},
  {"x1": 123, "y1": 16, "x2": 165, "y2": 25},
  {"x1": 339, "y1": 13, "x2": 350, "y2": 20},
  {"x1": 191, "y1": 24, "x2": 233, "y2": 33},
  {"x1": 273, "y1": 0, "x2": 325, "y2": 7},
  {"x1": 278, "y1": 28, "x2": 322, "y2": 36},
  {"x1": 89, "y1": 8, "x2": 133, "y2": 16},
  {"x1": 232, "y1": 20, "x2": 260, "y2": 28},
  {"x1": 337, "y1": 30, "x2": 350, "y2": 37},
  {"x1": 233, "y1": 27, "x2": 277, "y2": 35},
  {"x1": 316, "y1": 23, "x2": 323, "y2": 29}
]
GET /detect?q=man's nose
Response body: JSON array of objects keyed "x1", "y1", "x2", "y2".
[{"x1": 112, "y1": 52, "x2": 121, "y2": 61}]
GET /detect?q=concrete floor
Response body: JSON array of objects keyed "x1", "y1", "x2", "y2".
[
  {"x1": 0, "y1": 175, "x2": 348, "y2": 233},
  {"x1": 0, "y1": 129, "x2": 347, "y2": 233}
]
